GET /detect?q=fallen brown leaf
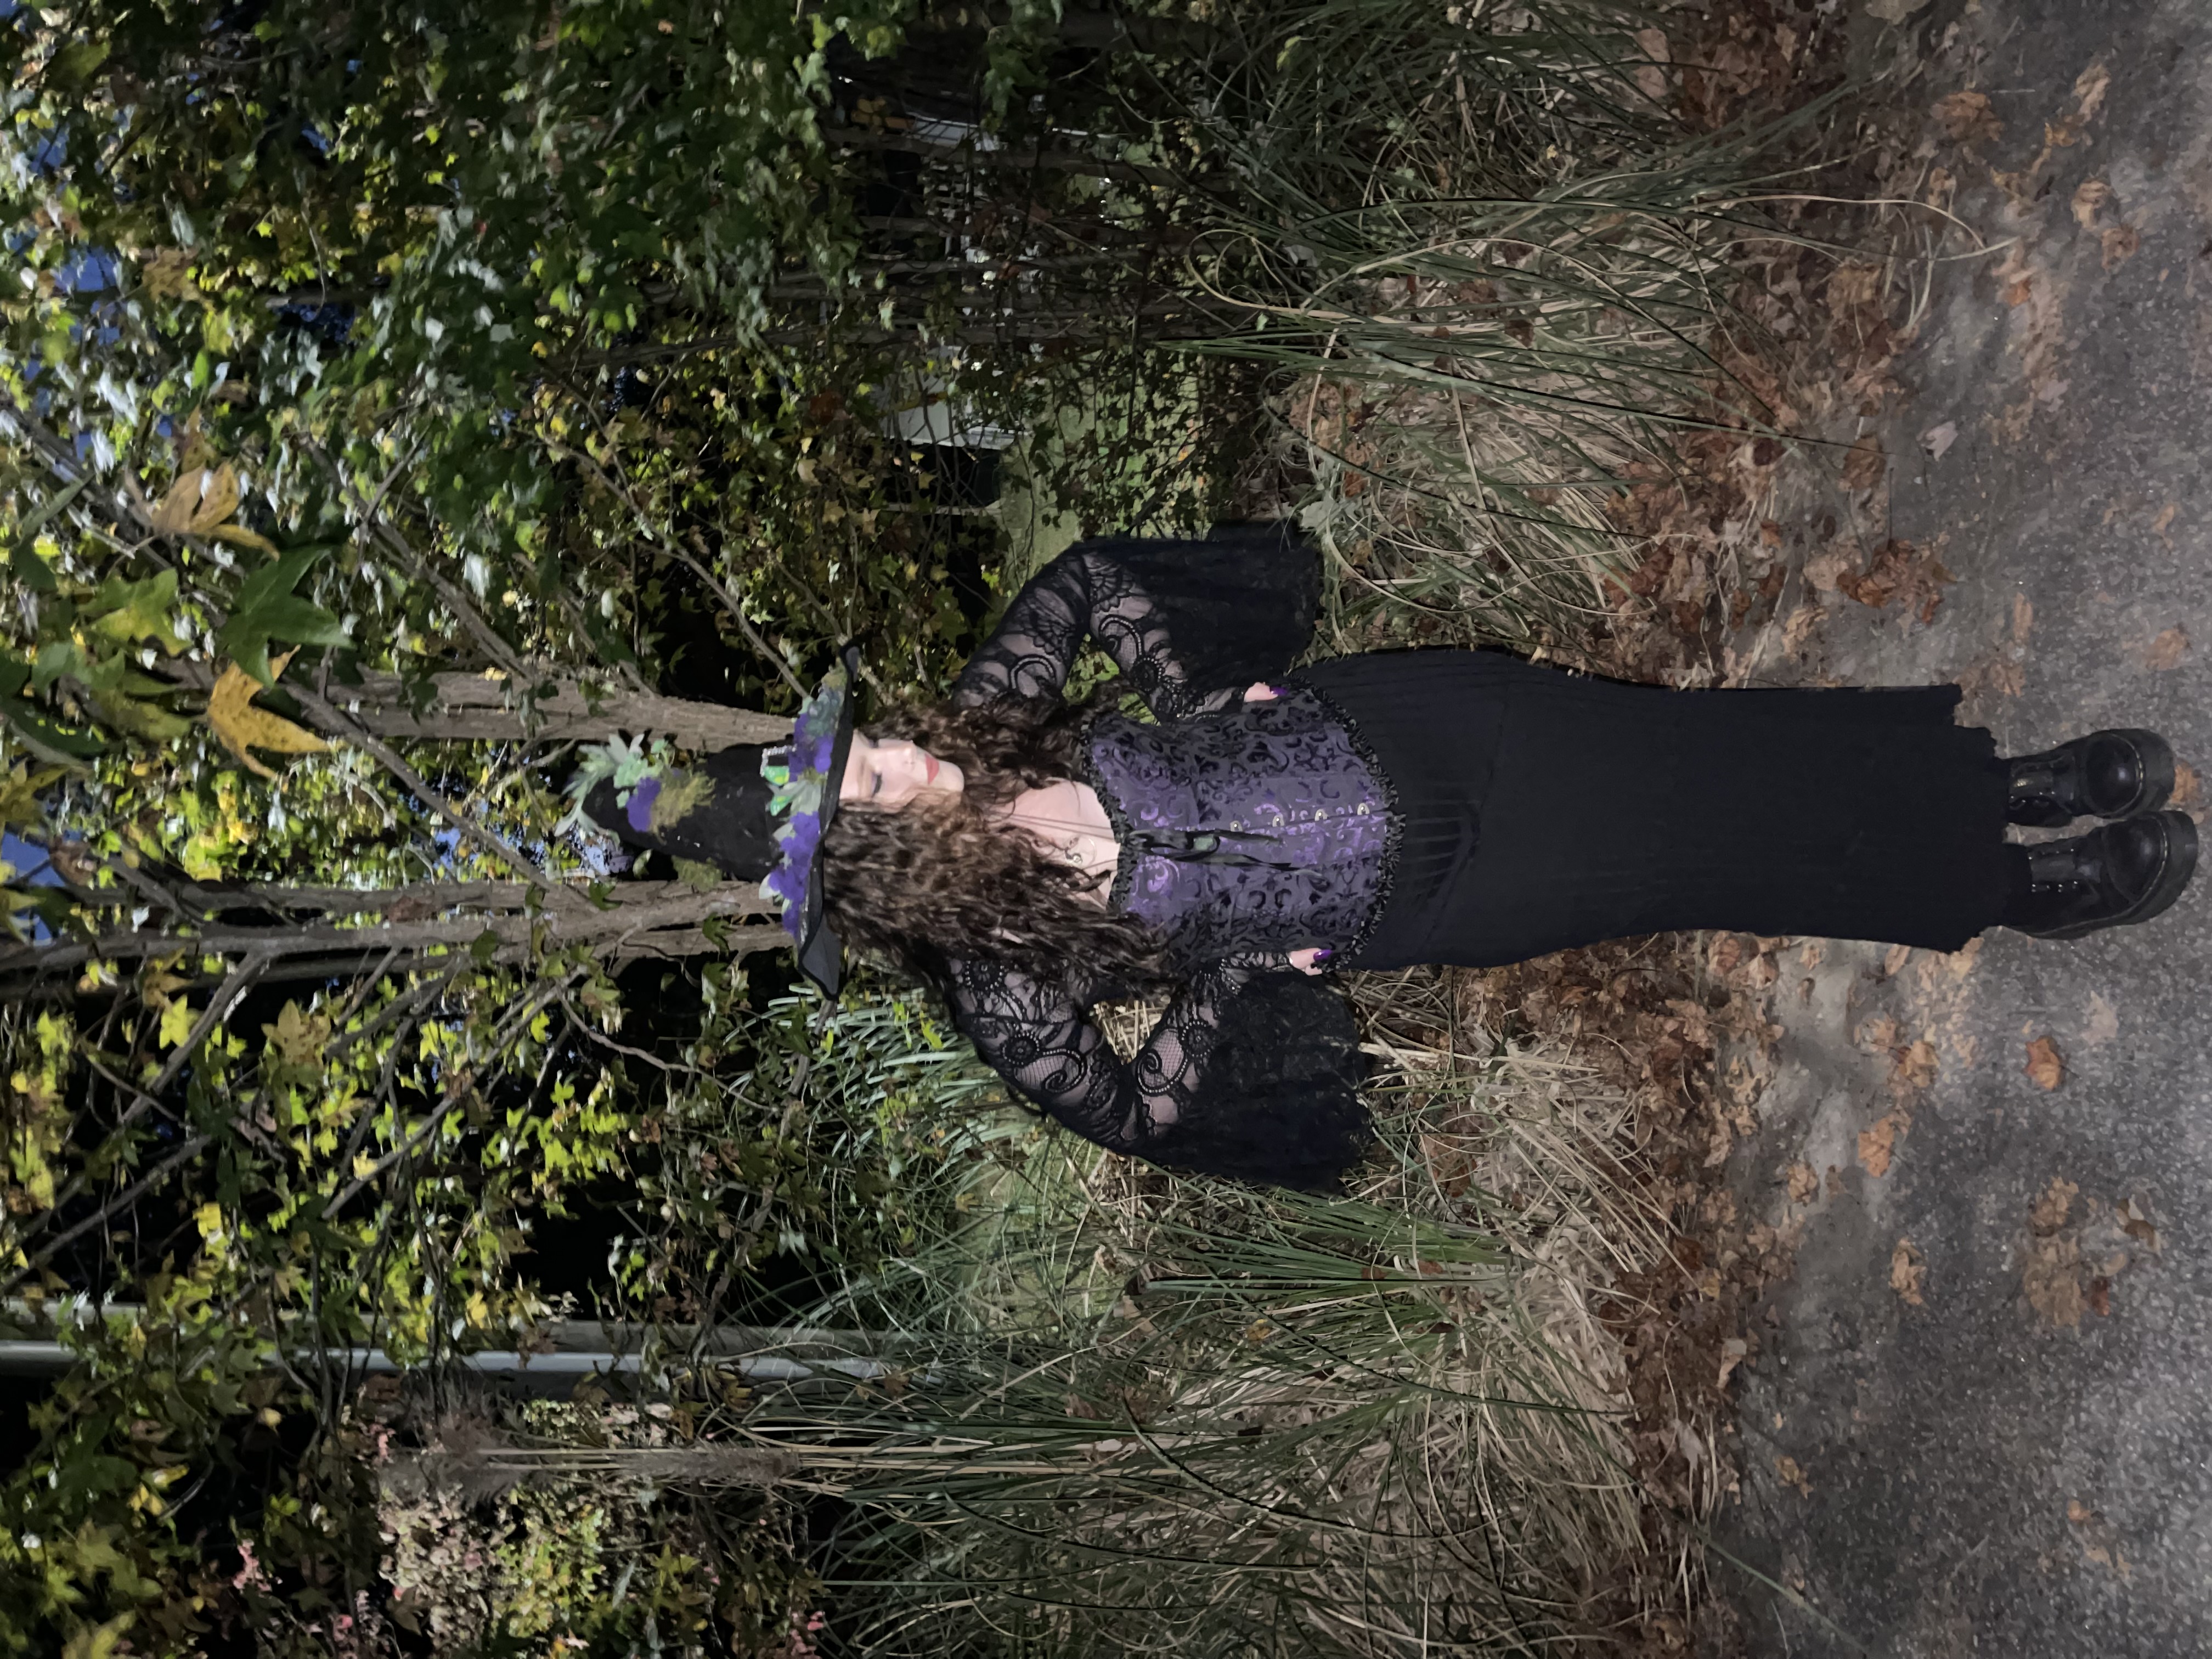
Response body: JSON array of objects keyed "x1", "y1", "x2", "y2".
[
  {"x1": 1882, "y1": 943, "x2": 1913, "y2": 977},
  {"x1": 1774, "y1": 1454, "x2": 1814, "y2": 1497},
  {"x1": 1836, "y1": 538, "x2": 1956, "y2": 624},
  {"x1": 1802, "y1": 545, "x2": 1853, "y2": 594},
  {"x1": 1632, "y1": 26, "x2": 1670, "y2": 103},
  {"x1": 2024, "y1": 1230, "x2": 2086, "y2": 1329},
  {"x1": 1841, "y1": 434, "x2": 1887, "y2": 493},
  {"x1": 1858, "y1": 1114, "x2": 1901, "y2": 1178},
  {"x1": 1890, "y1": 1238, "x2": 1926, "y2": 1306},
  {"x1": 1717, "y1": 1336, "x2": 1750, "y2": 1390},
  {"x1": 1702, "y1": 1122, "x2": 1734, "y2": 1169},
  {"x1": 2073, "y1": 61, "x2": 2112, "y2": 124},
  {"x1": 2172, "y1": 760, "x2": 2200, "y2": 808},
  {"x1": 1933, "y1": 89, "x2": 2003, "y2": 144},
  {"x1": 1707, "y1": 933, "x2": 1745, "y2": 977},
  {"x1": 1786, "y1": 1161, "x2": 1821, "y2": 1205},
  {"x1": 2071, "y1": 178, "x2": 2114, "y2": 227},
  {"x1": 1959, "y1": 648, "x2": 2025, "y2": 702},
  {"x1": 1857, "y1": 1015, "x2": 1901, "y2": 1053},
  {"x1": 1826, "y1": 264, "x2": 1884, "y2": 314},
  {"x1": 2031, "y1": 1175, "x2": 2079, "y2": 1234},
  {"x1": 1919, "y1": 420, "x2": 1959, "y2": 460},
  {"x1": 1893, "y1": 1039, "x2": 1940, "y2": 1094},
  {"x1": 2025, "y1": 1035, "x2": 2066, "y2": 1091},
  {"x1": 2145, "y1": 627, "x2": 2190, "y2": 670},
  {"x1": 2120, "y1": 1199, "x2": 2159, "y2": 1250},
  {"x1": 2101, "y1": 224, "x2": 2142, "y2": 271}
]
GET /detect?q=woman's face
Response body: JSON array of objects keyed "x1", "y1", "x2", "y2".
[{"x1": 839, "y1": 732, "x2": 966, "y2": 810}]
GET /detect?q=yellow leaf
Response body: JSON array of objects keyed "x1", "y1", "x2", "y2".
[
  {"x1": 149, "y1": 462, "x2": 240, "y2": 535},
  {"x1": 193, "y1": 1201, "x2": 224, "y2": 1239},
  {"x1": 0, "y1": 763, "x2": 64, "y2": 828},
  {"x1": 158, "y1": 998, "x2": 195, "y2": 1049},
  {"x1": 259, "y1": 1000, "x2": 328, "y2": 1068},
  {"x1": 204, "y1": 651, "x2": 330, "y2": 779},
  {"x1": 61, "y1": 1613, "x2": 136, "y2": 1659},
  {"x1": 139, "y1": 247, "x2": 197, "y2": 301},
  {"x1": 143, "y1": 958, "x2": 190, "y2": 1001},
  {"x1": 211, "y1": 522, "x2": 278, "y2": 554}
]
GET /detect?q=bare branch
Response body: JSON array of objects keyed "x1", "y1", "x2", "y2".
[
  {"x1": 158, "y1": 659, "x2": 792, "y2": 749},
  {"x1": 0, "y1": 881, "x2": 785, "y2": 984}
]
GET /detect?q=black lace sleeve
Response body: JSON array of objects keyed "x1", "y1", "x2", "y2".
[
  {"x1": 952, "y1": 524, "x2": 1322, "y2": 721},
  {"x1": 945, "y1": 956, "x2": 1372, "y2": 1192}
]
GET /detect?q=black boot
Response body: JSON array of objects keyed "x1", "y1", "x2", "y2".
[
  {"x1": 2000, "y1": 811, "x2": 2199, "y2": 939},
  {"x1": 2006, "y1": 729, "x2": 2175, "y2": 827}
]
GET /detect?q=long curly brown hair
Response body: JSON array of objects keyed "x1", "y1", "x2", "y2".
[{"x1": 819, "y1": 696, "x2": 1170, "y2": 991}]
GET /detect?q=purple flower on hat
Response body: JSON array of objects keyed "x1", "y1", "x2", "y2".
[
  {"x1": 759, "y1": 660, "x2": 849, "y2": 940},
  {"x1": 625, "y1": 775, "x2": 662, "y2": 834},
  {"x1": 763, "y1": 811, "x2": 823, "y2": 938}
]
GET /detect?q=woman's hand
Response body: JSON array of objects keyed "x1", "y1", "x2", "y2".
[
  {"x1": 1242, "y1": 681, "x2": 1280, "y2": 702},
  {"x1": 1287, "y1": 947, "x2": 1329, "y2": 976}
]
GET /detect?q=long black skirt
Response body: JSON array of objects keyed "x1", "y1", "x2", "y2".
[{"x1": 1295, "y1": 651, "x2": 2012, "y2": 969}]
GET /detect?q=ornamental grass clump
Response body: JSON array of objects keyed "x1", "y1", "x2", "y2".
[
  {"x1": 1149, "y1": 0, "x2": 1825, "y2": 648},
  {"x1": 656, "y1": 974, "x2": 1665, "y2": 1658}
]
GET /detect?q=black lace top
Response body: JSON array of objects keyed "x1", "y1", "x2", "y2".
[{"x1": 942, "y1": 529, "x2": 1373, "y2": 1190}]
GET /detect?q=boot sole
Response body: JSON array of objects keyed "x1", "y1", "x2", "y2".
[{"x1": 2035, "y1": 810, "x2": 2199, "y2": 940}]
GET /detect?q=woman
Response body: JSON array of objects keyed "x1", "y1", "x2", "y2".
[{"x1": 579, "y1": 526, "x2": 2196, "y2": 1190}]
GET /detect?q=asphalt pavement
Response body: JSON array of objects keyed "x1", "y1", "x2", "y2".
[{"x1": 1714, "y1": 2, "x2": 2212, "y2": 1654}]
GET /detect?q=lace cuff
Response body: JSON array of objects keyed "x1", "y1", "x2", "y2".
[
  {"x1": 944, "y1": 955, "x2": 1370, "y2": 1190},
  {"x1": 952, "y1": 527, "x2": 1321, "y2": 721},
  {"x1": 945, "y1": 957, "x2": 1252, "y2": 1151}
]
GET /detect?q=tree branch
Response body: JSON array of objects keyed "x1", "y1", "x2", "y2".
[
  {"x1": 275, "y1": 678, "x2": 548, "y2": 886},
  {"x1": 0, "y1": 882, "x2": 785, "y2": 983},
  {"x1": 156, "y1": 659, "x2": 793, "y2": 749}
]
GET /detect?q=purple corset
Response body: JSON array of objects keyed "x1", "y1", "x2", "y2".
[{"x1": 1085, "y1": 689, "x2": 1395, "y2": 967}]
